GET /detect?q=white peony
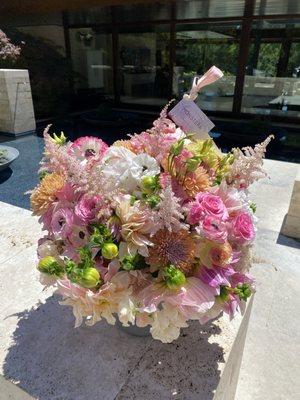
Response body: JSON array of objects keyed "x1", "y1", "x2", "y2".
[{"x1": 150, "y1": 303, "x2": 188, "y2": 343}]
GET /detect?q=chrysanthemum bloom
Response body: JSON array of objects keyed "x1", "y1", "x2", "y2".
[
  {"x1": 30, "y1": 173, "x2": 65, "y2": 215},
  {"x1": 116, "y1": 197, "x2": 155, "y2": 257},
  {"x1": 182, "y1": 166, "x2": 210, "y2": 197},
  {"x1": 147, "y1": 229, "x2": 196, "y2": 273}
]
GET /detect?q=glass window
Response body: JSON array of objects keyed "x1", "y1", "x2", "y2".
[
  {"x1": 176, "y1": 0, "x2": 245, "y2": 19},
  {"x1": 69, "y1": 27, "x2": 113, "y2": 96},
  {"x1": 254, "y1": 0, "x2": 300, "y2": 16},
  {"x1": 68, "y1": 7, "x2": 111, "y2": 25},
  {"x1": 116, "y1": 3, "x2": 170, "y2": 22},
  {"x1": 118, "y1": 25, "x2": 170, "y2": 106},
  {"x1": 241, "y1": 20, "x2": 300, "y2": 118},
  {"x1": 174, "y1": 22, "x2": 241, "y2": 112}
]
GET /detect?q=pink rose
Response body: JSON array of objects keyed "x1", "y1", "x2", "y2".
[
  {"x1": 75, "y1": 195, "x2": 101, "y2": 223},
  {"x1": 198, "y1": 215, "x2": 228, "y2": 243},
  {"x1": 232, "y1": 212, "x2": 255, "y2": 242},
  {"x1": 188, "y1": 193, "x2": 229, "y2": 224}
]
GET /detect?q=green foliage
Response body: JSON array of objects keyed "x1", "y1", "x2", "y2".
[{"x1": 121, "y1": 253, "x2": 148, "y2": 271}]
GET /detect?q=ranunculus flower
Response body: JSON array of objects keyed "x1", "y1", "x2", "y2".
[
  {"x1": 51, "y1": 207, "x2": 76, "y2": 239},
  {"x1": 75, "y1": 195, "x2": 101, "y2": 223},
  {"x1": 197, "y1": 215, "x2": 228, "y2": 243},
  {"x1": 188, "y1": 193, "x2": 229, "y2": 224},
  {"x1": 198, "y1": 240, "x2": 232, "y2": 268},
  {"x1": 231, "y1": 211, "x2": 255, "y2": 242},
  {"x1": 69, "y1": 136, "x2": 108, "y2": 162}
]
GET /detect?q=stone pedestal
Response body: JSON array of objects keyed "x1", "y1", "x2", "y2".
[
  {"x1": 0, "y1": 69, "x2": 36, "y2": 136},
  {"x1": 282, "y1": 167, "x2": 300, "y2": 239},
  {"x1": 0, "y1": 201, "x2": 252, "y2": 400}
]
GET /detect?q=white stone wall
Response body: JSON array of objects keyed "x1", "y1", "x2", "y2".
[{"x1": 0, "y1": 69, "x2": 36, "y2": 135}]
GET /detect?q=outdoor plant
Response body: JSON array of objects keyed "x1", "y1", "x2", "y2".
[
  {"x1": 31, "y1": 67, "x2": 272, "y2": 343},
  {"x1": 0, "y1": 29, "x2": 21, "y2": 61}
]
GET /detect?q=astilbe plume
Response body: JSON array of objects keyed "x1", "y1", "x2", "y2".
[
  {"x1": 154, "y1": 185, "x2": 187, "y2": 232},
  {"x1": 41, "y1": 126, "x2": 109, "y2": 196},
  {"x1": 227, "y1": 135, "x2": 274, "y2": 189}
]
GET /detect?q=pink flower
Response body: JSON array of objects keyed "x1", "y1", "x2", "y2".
[
  {"x1": 188, "y1": 193, "x2": 229, "y2": 224},
  {"x1": 231, "y1": 212, "x2": 255, "y2": 242},
  {"x1": 75, "y1": 195, "x2": 102, "y2": 223},
  {"x1": 137, "y1": 277, "x2": 218, "y2": 319},
  {"x1": 69, "y1": 136, "x2": 108, "y2": 162},
  {"x1": 67, "y1": 225, "x2": 89, "y2": 248},
  {"x1": 51, "y1": 207, "x2": 76, "y2": 239},
  {"x1": 198, "y1": 215, "x2": 228, "y2": 243}
]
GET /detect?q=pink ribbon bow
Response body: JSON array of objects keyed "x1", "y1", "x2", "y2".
[{"x1": 183, "y1": 66, "x2": 223, "y2": 101}]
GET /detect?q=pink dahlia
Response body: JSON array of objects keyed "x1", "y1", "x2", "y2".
[
  {"x1": 69, "y1": 136, "x2": 108, "y2": 162},
  {"x1": 188, "y1": 193, "x2": 229, "y2": 225},
  {"x1": 138, "y1": 277, "x2": 218, "y2": 319}
]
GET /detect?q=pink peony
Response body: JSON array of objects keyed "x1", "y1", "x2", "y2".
[
  {"x1": 198, "y1": 215, "x2": 228, "y2": 243},
  {"x1": 188, "y1": 193, "x2": 229, "y2": 224},
  {"x1": 69, "y1": 136, "x2": 108, "y2": 161},
  {"x1": 231, "y1": 212, "x2": 255, "y2": 242},
  {"x1": 75, "y1": 195, "x2": 102, "y2": 223}
]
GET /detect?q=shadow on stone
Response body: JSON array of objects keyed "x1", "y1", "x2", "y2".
[
  {"x1": 3, "y1": 295, "x2": 224, "y2": 400},
  {"x1": 0, "y1": 167, "x2": 13, "y2": 184}
]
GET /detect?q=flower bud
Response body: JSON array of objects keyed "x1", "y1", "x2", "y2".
[
  {"x1": 146, "y1": 194, "x2": 160, "y2": 208},
  {"x1": 234, "y1": 283, "x2": 252, "y2": 301},
  {"x1": 38, "y1": 256, "x2": 63, "y2": 277},
  {"x1": 51, "y1": 132, "x2": 67, "y2": 145},
  {"x1": 101, "y1": 242, "x2": 119, "y2": 259},
  {"x1": 80, "y1": 267, "x2": 101, "y2": 288},
  {"x1": 141, "y1": 176, "x2": 157, "y2": 193},
  {"x1": 164, "y1": 265, "x2": 186, "y2": 289}
]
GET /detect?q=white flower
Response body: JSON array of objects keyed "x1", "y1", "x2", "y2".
[
  {"x1": 132, "y1": 153, "x2": 160, "y2": 181},
  {"x1": 101, "y1": 147, "x2": 160, "y2": 192},
  {"x1": 118, "y1": 298, "x2": 136, "y2": 327},
  {"x1": 150, "y1": 303, "x2": 188, "y2": 343},
  {"x1": 37, "y1": 239, "x2": 60, "y2": 259}
]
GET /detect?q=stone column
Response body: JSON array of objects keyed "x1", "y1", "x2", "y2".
[{"x1": 0, "y1": 69, "x2": 36, "y2": 136}]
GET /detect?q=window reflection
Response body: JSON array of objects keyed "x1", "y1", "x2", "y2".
[
  {"x1": 118, "y1": 26, "x2": 170, "y2": 105},
  {"x1": 242, "y1": 20, "x2": 300, "y2": 117},
  {"x1": 69, "y1": 27, "x2": 113, "y2": 97},
  {"x1": 174, "y1": 23, "x2": 241, "y2": 112}
]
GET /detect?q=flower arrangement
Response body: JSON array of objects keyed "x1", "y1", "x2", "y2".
[{"x1": 31, "y1": 76, "x2": 272, "y2": 343}]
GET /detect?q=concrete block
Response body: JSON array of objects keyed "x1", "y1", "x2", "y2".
[
  {"x1": 0, "y1": 201, "x2": 252, "y2": 400},
  {"x1": 281, "y1": 167, "x2": 300, "y2": 239},
  {"x1": 0, "y1": 69, "x2": 36, "y2": 136}
]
